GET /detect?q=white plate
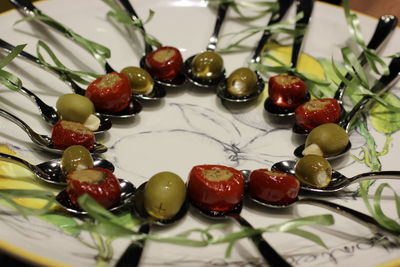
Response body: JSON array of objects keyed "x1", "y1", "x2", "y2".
[{"x1": 0, "y1": 0, "x2": 399, "y2": 266}]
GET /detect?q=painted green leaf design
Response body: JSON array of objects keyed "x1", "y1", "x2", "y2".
[
  {"x1": 39, "y1": 214, "x2": 80, "y2": 236},
  {"x1": 369, "y1": 93, "x2": 400, "y2": 134}
]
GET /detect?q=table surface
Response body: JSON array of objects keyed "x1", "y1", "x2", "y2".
[{"x1": 0, "y1": 0, "x2": 398, "y2": 266}]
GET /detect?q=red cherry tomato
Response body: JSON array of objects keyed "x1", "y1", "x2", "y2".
[
  {"x1": 187, "y1": 165, "x2": 244, "y2": 212},
  {"x1": 268, "y1": 74, "x2": 307, "y2": 109},
  {"x1": 249, "y1": 169, "x2": 300, "y2": 205},
  {"x1": 145, "y1": 46, "x2": 183, "y2": 80},
  {"x1": 67, "y1": 168, "x2": 121, "y2": 209},
  {"x1": 295, "y1": 98, "x2": 341, "y2": 130},
  {"x1": 51, "y1": 120, "x2": 95, "y2": 151},
  {"x1": 85, "y1": 72, "x2": 132, "y2": 113}
]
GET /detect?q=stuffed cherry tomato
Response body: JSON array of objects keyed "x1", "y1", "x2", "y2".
[
  {"x1": 85, "y1": 72, "x2": 131, "y2": 113},
  {"x1": 268, "y1": 74, "x2": 307, "y2": 109},
  {"x1": 295, "y1": 98, "x2": 341, "y2": 130},
  {"x1": 187, "y1": 165, "x2": 244, "y2": 212},
  {"x1": 66, "y1": 167, "x2": 121, "y2": 208},
  {"x1": 51, "y1": 120, "x2": 95, "y2": 151},
  {"x1": 249, "y1": 169, "x2": 300, "y2": 205},
  {"x1": 145, "y1": 46, "x2": 183, "y2": 80}
]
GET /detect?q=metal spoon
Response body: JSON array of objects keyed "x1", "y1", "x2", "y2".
[
  {"x1": 56, "y1": 178, "x2": 136, "y2": 215},
  {"x1": 216, "y1": 0, "x2": 295, "y2": 103},
  {"x1": 293, "y1": 56, "x2": 400, "y2": 160},
  {"x1": 270, "y1": 160, "x2": 400, "y2": 194},
  {"x1": 115, "y1": 182, "x2": 189, "y2": 267},
  {"x1": 115, "y1": 0, "x2": 185, "y2": 89},
  {"x1": 241, "y1": 169, "x2": 400, "y2": 238},
  {"x1": 183, "y1": 2, "x2": 229, "y2": 88},
  {"x1": 13, "y1": 83, "x2": 112, "y2": 134},
  {"x1": 292, "y1": 14, "x2": 398, "y2": 135},
  {"x1": 264, "y1": 0, "x2": 314, "y2": 116},
  {"x1": 0, "y1": 39, "x2": 143, "y2": 118},
  {"x1": 0, "y1": 108, "x2": 108, "y2": 155},
  {"x1": 0, "y1": 152, "x2": 114, "y2": 186},
  {"x1": 9, "y1": 0, "x2": 116, "y2": 74},
  {"x1": 190, "y1": 195, "x2": 291, "y2": 266}
]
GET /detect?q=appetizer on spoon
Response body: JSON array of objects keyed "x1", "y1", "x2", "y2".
[
  {"x1": 294, "y1": 56, "x2": 400, "y2": 160},
  {"x1": 116, "y1": 171, "x2": 188, "y2": 267},
  {"x1": 0, "y1": 39, "x2": 143, "y2": 118},
  {"x1": 183, "y1": 2, "x2": 229, "y2": 88},
  {"x1": 115, "y1": 0, "x2": 185, "y2": 88},
  {"x1": 187, "y1": 165, "x2": 291, "y2": 267},
  {"x1": 271, "y1": 159, "x2": 400, "y2": 194},
  {"x1": 241, "y1": 169, "x2": 400, "y2": 238},
  {"x1": 264, "y1": 0, "x2": 314, "y2": 115},
  {"x1": 0, "y1": 147, "x2": 114, "y2": 186},
  {"x1": 293, "y1": 15, "x2": 398, "y2": 135},
  {"x1": 216, "y1": 0, "x2": 295, "y2": 103},
  {"x1": 0, "y1": 108, "x2": 107, "y2": 155}
]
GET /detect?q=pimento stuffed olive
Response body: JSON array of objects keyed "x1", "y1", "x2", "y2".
[
  {"x1": 145, "y1": 46, "x2": 183, "y2": 81},
  {"x1": 85, "y1": 72, "x2": 132, "y2": 113},
  {"x1": 268, "y1": 74, "x2": 307, "y2": 109},
  {"x1": 295, "y1": 98, "x2": 341, "y2": 131},
  {"x1": 66, "y1": 168, "x2": 121, "y2": 209},
  {"x1": 187, "y1": 165, "x2": 244, "y2": 212},
  {"x1": 51, "y1": 120, "x2": 95, "y2": 151},
  {"x1": 249, "y1": 169, "x2": 300, "y2": 205}
]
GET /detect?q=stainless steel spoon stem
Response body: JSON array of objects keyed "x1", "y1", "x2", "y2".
[
  {"x1": 206, "y1": 3, "x2": 229, "y2": 51},
  {"x1": 228, "y1": 212, "x2": 292, "y2": 267},
  {"x1": 0, "y1": 152, "x2": 53, "y2": 184},
  {"x1": 0, "y1": 108, "x2": 51, "y2": 148}
]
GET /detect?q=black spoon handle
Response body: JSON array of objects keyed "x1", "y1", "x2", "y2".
[
  {"x1": 297, "y1": 198, "x2": 400, "y2": 238},
  {"x1": 206, "y1": 3, "x2": 230, "y2": 51},
  {"x1": 252, "y1": 0, "x2": 295, "y2": 63},
  {"x1": 9, "y1": 0, "x2": 116, "y2": 73},
  {"x1": 0, "y1": 38, "x2": 87, "y2": 95},
  {"x1": 115, "y1": 223, "x2": 150, "y2": 267},
  {"x1": 229, "y1": 213, "x2": 292, "y2": 267},
  {"x1": 117, "y1": 0, "x2": 153, "y2": 55},
  {"x1": 339, "y1": 56, "x2": 400, "y2": 131},
  {"x1": 333, "y1": 15, "x2": 398, "y2": 101},
  {"x1": 290, "y1": 0, "x2": 314, "y2": 69}
]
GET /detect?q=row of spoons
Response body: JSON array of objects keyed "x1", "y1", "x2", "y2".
[
  {"x1": 9, "y1": 0, "x2": 314, "y2": 104},
  {"x1": 1, "y1": 152, "x2": 399, "y2": 266}
]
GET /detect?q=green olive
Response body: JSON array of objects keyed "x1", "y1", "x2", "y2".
[
  {"x1": 303, "y1": 123, "x2": 349, "y2": 157},
  {"x1": 226, "y1": 67, "x2": 258, "y2": 97},
  {"x1": 191, "y1": 51, "x2": 224, "y2": 79},
  {"x1": 61, "y1": 145, "x2": 94, "y2": 175},
  {"x1": 121, "y1": 66, "x2": 154, "y2": 95},
  {"x1": 144, "y1": 171, "x2": 186, "y2": 219},
  {"x1": 294, "y1": 155, "x2": 332, "y2": 188},
  {"x1": 56, "y1": 94, "x2": 95, "y2": 123}
]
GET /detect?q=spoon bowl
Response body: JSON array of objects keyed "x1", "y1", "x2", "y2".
[
  {"x1": 56, "y1": 178, "x2": 136, "y2": 215},
  {"x1": 0, "y1": 152, "x2": 114, "y2": 186},
  {"x1": 271, "y1": 160, "x2": 400, "y2": 194}
]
